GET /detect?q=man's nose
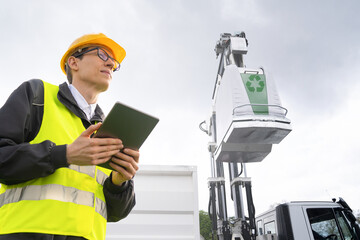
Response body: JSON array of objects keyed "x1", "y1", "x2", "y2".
[{"x1": 105, "y1": 58, "x2": 115, "y2": 69}]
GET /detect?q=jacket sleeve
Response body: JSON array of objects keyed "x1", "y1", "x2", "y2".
[
  {"x1": 0, "y1": 80, "x2": 68, "y2": 185},
  {"x1": 103, "y1": 174, "x2": 136, "y2": 222}
]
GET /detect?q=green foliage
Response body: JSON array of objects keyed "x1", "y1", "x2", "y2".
[{"x1": 199, "y1": 210, "x2": 216, "y2": 240}]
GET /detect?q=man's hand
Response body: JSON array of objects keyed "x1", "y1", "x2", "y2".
[
  {"x1": 109, "y1": 148, "x2": 140, "y2": 186},
  {"x1": 66, "y1": 123, "x2": 123, "y2": 166}
]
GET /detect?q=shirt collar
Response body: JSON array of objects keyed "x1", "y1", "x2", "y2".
[{"x1": 68, "y1": 84, "x2": 97, "y2": 121}]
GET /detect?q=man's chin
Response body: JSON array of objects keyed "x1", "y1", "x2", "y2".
[
  {"x1": 100, "y1": 85, "x2": 110, "y2": 92},
  {"x1": 99, "y1": 79, "x2": 111, "y2": 92}
]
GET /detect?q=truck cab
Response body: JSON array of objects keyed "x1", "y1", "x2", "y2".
[{"x1": 256, "y1": 198, "x2": 360, "y2": 240}]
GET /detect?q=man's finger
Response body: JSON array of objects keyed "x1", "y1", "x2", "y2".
[
  {"x1": 93, "y1": 149, "x2": 122, "y2": 161},
  {"x1": 123, "y1": 148, "x2": 140, "y2": 163},
  {"x1": 111, "y1": 155, "x2": 139, "y2": 172},
  {"x1": 81, "y1": 123, "x2": 102, "y2": 138},
  {"x1": 92, "y1": 137, "x2": 123, "y2": 147},
  {"x1": 109, "y1": 162, "x2": 133, "y2": 180}
]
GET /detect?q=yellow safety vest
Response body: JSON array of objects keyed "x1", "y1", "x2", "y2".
[{"x1": 0, "y1": 81, "x2": 111, "y2": 240}]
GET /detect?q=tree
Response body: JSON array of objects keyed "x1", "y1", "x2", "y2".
[{"x1": 199, "y1": 210, "x2": 217, "y2": 240}]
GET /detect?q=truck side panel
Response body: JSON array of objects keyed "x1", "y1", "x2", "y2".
[{"x1": 106, "y1": 165, "x2": 200, "y2": 240}]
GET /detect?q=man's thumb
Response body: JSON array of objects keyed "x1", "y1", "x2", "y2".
[{"x1": 82, "y1": 123, "x2": 102, "y2": 137}]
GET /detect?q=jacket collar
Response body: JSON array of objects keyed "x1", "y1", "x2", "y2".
[{"x1": 57, "y1": 82, "x2": 104, "y2": 123}]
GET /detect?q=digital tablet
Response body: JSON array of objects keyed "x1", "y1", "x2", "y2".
[{"x1": 94, "y1": 102, "x2": 159, "y2": 170}]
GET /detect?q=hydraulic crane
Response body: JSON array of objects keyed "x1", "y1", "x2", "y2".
[{"x1": 199, "y1": 32, "x2": 292, "y2": 240}]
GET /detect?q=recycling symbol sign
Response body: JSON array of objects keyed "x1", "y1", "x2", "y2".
[
  {"x1": 240, "y1": 72, "x2": 269, "y2": 115},
  {"x1": 245, "y1": 74, "x2": 265, "y2": 92}
]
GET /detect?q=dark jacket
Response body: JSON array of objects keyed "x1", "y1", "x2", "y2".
[{"x1": 0, "y1": 79, "x2": 135, "y2": 239}]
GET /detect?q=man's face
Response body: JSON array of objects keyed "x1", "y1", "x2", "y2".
[{"x1": 73, "y1": 46, "x2": 116, "y2": 92}]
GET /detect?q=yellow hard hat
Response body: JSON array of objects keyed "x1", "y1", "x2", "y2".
[{"x1": 60, "y1": 33, "x2": 126, "y2": 74}]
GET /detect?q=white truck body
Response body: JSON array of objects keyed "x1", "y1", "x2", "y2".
[{"x1": 106, "y1": 165, "x2": 200, "y2": 240}]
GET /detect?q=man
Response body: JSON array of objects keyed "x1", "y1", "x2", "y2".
[{"x1": 0, "y1": 33, "x2": 138, "y2": 240}]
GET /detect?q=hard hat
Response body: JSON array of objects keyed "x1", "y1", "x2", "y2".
[{"x1": 60, "y1": 33, "x2": 126, "y2": 74}]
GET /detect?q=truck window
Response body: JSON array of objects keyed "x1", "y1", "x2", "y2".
[
  {"x1": 264, "y1": 221, "x2": 276, "y2": 234},
  {"x1": 257, "y1": 219, "x2": 263, "y2": 235},
  {"x1": 307, "y1": 208, "x2": 341, "y2": 240},
  {"x1": 334, "y1": 209, "x2": 359, "y2": 240}
]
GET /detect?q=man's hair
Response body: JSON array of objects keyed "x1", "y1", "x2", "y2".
[{"x1": 65, "y1": 47, "x2": 89, "y2": 84}]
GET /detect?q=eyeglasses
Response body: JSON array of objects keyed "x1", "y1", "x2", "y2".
[{"x1": 73, "y1": 47, "x2": 121, "y2": 72}]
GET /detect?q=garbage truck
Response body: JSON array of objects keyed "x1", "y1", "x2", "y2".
[{"x1": 199, "y1": 32, "x2": 360, "y2": 240}]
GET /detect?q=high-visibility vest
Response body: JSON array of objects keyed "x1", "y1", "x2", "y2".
[{"x1": 0, "y1": 81, "x2": 111, "y2": 240}]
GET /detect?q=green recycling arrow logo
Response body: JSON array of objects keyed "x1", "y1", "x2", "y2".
[
  {"x1": 240, "y1": 73, "x2": 269, "y2": 115},
  {"x1": 246, "y1": 74, "x2": 265, "y2": 92}
]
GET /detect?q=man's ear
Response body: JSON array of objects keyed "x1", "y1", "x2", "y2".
[{"x1": 67, "y1": 56, "x2": 79, "y2": 71}]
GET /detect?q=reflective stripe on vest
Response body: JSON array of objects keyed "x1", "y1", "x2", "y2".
[
  {"x1": 68, "y1": 165, "x2": 109, "y2": 186},
  {"x1": 69, "y1": 165, "x2": 96, "y2": 178},
  {"x1": 0, "y1": 184, "x2": 93, "y2": 207},
  {"x1": 67, "y1": 166, "x2": 109, "y2": 189},
  {"x1": 0, "y1": 184, "x2": 107, "y2": 220},
  {"x1": 0, "y1": 81, "x2": 111, "y2": 240}
]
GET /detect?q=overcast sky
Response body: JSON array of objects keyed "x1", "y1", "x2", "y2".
[{"x1": 1, "y1": 0, "x2": 359, "y2": 216}]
